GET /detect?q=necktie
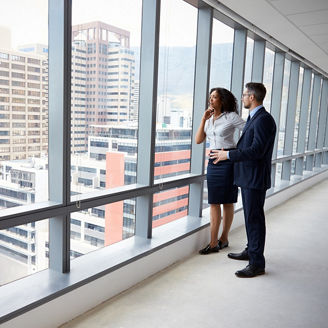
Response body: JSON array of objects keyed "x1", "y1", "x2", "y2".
[{"x1": 242, "y1": 115, "x2": 251, "y2": 133}]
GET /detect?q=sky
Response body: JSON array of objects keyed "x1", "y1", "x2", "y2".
[{"x1": 0, "y1": 0, "x2": 234, "y2": 49}]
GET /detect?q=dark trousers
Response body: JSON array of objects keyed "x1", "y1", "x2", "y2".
[{"x1": 241, "y1": 188, "x2": 266, "y2": 269}]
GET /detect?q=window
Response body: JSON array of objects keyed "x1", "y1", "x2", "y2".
[
  {"x1": 277, "y1": 59, "x2": 291, "y2": 158},
  {"x1": 12, "y1": 72, "x2": 25, "y2": 79},
  {"x1": 11, "y1": 55, "x2": 25, "y2": 62},
  {"x1": 71, "y1": 0, "x2": 141, "y2": 196},
  {"x1": 0, "y1": 0, "x2": 49, "y2": 228},
  {"x1": 155, "y1": 0, "x2": 197, "y2": 182},
  {"x1": 263, "y1": 48, "x2": 275, "y2": 112},
  {"x1": 292, "y1": 67, "x2": 304, "y2": 155},
  {"x1": 0, "y1": 220, "x2": 49, "y2": 286},
  {"x1": 152, "y1": 186, "x2": 189, "y2": 228},
  {"x1": 12, "y1": 63, "x2": 25, "y2": 70},
  {"x1": 244, "y1": 37, "x2": 254, "y2": 88},
  {"x1": 210, "y1": 19, "x2": 234, "y2": 90},
  {"x1": 70, "y1": 200, "x2": 136, "y2": 258}
]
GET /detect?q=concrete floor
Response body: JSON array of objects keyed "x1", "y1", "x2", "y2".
[{"x1": 61, "y1": 179, "x2": 328, "y2": 328}]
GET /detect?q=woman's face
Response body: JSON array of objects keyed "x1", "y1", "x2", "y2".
[{"x1": 209, "y1": 91, "x2": 221, "y2": 110}]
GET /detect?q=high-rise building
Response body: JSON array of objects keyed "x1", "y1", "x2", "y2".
[
  {"x1": 72, "y1": 21, "x2": 136, "y2": 139},
  {"x1": 71, "y1": 40, "x2": 88, "y2": 154},
  {"x1": 0, "y1": 48, "x2": 48, "y2": 161}
]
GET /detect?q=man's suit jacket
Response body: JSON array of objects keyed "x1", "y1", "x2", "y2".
[{"x1": 229, "y1": 107, "x2": 276, "y2": 190}]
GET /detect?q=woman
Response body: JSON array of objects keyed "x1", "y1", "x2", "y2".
[{"x1": 195, "y1": 87, "x2": 245, "y2": 254}]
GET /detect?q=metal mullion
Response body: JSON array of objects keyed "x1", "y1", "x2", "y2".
[
  {"x1": 189, "y1": 6, "x2": 213, "y2": 218},
  {"x1": 272, "y1": 149, "x2": 327, "y2": 164},
  {"x1": 269, "y1": 51, "x2": 285, "y2": 186},
  {"x1": 0, "y1": 174, "x2": 206, "y2": 231},
  {"x1": 70, "y1": 174, "x2": 205, "y2": 212},
  {"x1": 135, "y1": 0, "x2": 161, "y2": 238},
  {"x1": 325, "y1": 102, "x2": 328, "y2": 149},
  {"x1": 0, "y1": 204, "x2": 65, "y2": 230},
  {"x1": 251, "y1": 39, "x2": 265, "y2": 83},
  {"x1": 295, "y1": 68, "x2": 312, "y2": 175},
  {"x1": 281, "y1": 61, "x2": 300, "y2": 180},
  {"x1": 306, "y1": 74, "x2": 322, "y2": 170},
  {"x1": 48, "y1": 0, "x2": 71, "y2": 273},
  {"x1": 230, "y1": 28, "x2": 247, "y2": 114},
  {"x1": 314, "y1": 79, "x2": 328, "y2": 167},
  {"x1": 325, "y1": 99, "x2": 328, "y2": 164}
]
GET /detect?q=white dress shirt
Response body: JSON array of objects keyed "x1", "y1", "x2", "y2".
[{"x1": 204, "y1": 111, "x2": 245, "y2": 149}]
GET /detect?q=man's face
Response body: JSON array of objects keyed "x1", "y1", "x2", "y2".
[{"x1": 242, "y1": 89, "x2": 252, "y2": 109}]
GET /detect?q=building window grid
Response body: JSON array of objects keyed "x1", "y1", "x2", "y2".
[{"x1": 0, "y1": 0, "x2": 326, "y2": 296}]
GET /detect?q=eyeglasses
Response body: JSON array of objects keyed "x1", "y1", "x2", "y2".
[{"x1": 241, "y1": 93, "x2": 251, "y2": 98}]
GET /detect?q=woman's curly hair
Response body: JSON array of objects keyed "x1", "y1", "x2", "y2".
[{"x1": 210, "y1": 87, "x2": 238, "y2": 114}]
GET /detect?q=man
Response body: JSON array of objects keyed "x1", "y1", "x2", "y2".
[{"x1": 211, "y1": 82, "x2": 276, "y2": 278}]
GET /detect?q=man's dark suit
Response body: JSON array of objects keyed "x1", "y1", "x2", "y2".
[{"x1": 229, "y1": 107, "x2": 276, "y2": 269}]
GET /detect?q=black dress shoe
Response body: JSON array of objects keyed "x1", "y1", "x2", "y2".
[
  {"x1": 199, "y1": 244, "x2": 219, "y2": 255},
  {"x1": 235, "y1": 264, "x2": 265, "y2": 278},
  {"x1": 218, "y1": 240, "x2": 229, "y2": 249},
  {"x1": 227, "y1": 249, "x2": 249, "y2": 261}
]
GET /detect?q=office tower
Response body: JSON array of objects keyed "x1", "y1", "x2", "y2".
[
  {"x1": 0, "y1": 49, "x2": 48, "y2": 161},
  {"x1": 71, "y1": 40, "x2": 88, "y2": 153},
  {"x1": 72, "y1": 21, "x2": 136, "y2": 142}
]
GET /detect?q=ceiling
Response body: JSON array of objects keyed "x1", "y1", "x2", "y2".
[{"x1": 216, "y1": 0, "x2": 328, "y2": 75}]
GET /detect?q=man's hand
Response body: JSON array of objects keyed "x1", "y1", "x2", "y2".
[{"x1": 209, "y1": 149, "x2": 228, "y2": 164}]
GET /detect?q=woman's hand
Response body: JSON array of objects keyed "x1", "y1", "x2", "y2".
[{"x1": 203, "y1": 107, "x2": 214, "y2": 121}]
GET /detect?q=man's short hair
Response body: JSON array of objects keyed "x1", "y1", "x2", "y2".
[{"x1": 245, "y1": 82, "x2": 266, "y2": 102}]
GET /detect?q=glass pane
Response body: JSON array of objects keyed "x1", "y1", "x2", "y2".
[
  {"x1": 0, "y1": 1, "x2": 49, "y2": 209},
  {"x1": 291, "y1": 158, "x2": 296, "y2": 175},
  {"x1": 305, "y1": 74, "x2": 314, "y2": 149},
  {"x1": 203, "y1": 179, "x2": 209, "y2": 210},
  {"x1": 154, "y1": 0, "x2": 197, "y2": 181},
  {"x1": 71, "y1": 199, "x2": 136, "y2": 258},
  {"x1": 275, "y1": 162, "x2": 282, "y2": 186},
  {"x1": 152, "y1": 186, "x2": 189, "y2": 228},
  {"x1": 263, "y1": 48, "x2": 275, "y2": 112},
  {"x1": 277, "y1": 59, "x2": 291, "y2": 158},
  {"x1": 293, "y1": 67, "x2": 304, "y2": 154},
  {"x1": 241, "y1": 38, "x2": 254, "y2": 120},
  {"x1": 71, "y1": 0, "x2": 142, "y2": 197},
  {"x1": 0, "y1": 219, "x2": 49, "y2": 286},
  {"x1": 210, "y1": 19, "x2": 234, "y2": 90},
  {"x1": 244, "y1": 38, "x2": 254, "y2": 82}
]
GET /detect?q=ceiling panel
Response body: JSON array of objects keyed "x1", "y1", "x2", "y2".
[
  {"x1": 301, "y1": 23, "x2": 328, "y2": 36},
  {"x1": 311, "y1": 34, "x2": 328, "y2": 44},
  {"x1": 268, "y1": 1, "x2": 328, "y2": 60},
  {"x1": 268, "y1": 0, "x2": 328, "y2": 15},
  {"x1": 216, "y1": 0, "x2": 328, "y2": 74},
  {"x1": 286, "y1": 10, "x2": 328, "y2": 26}
]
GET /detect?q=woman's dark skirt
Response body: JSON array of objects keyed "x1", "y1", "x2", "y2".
[{"x1": 207, "y1": 159, "x2": 238, "y2": 204}]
